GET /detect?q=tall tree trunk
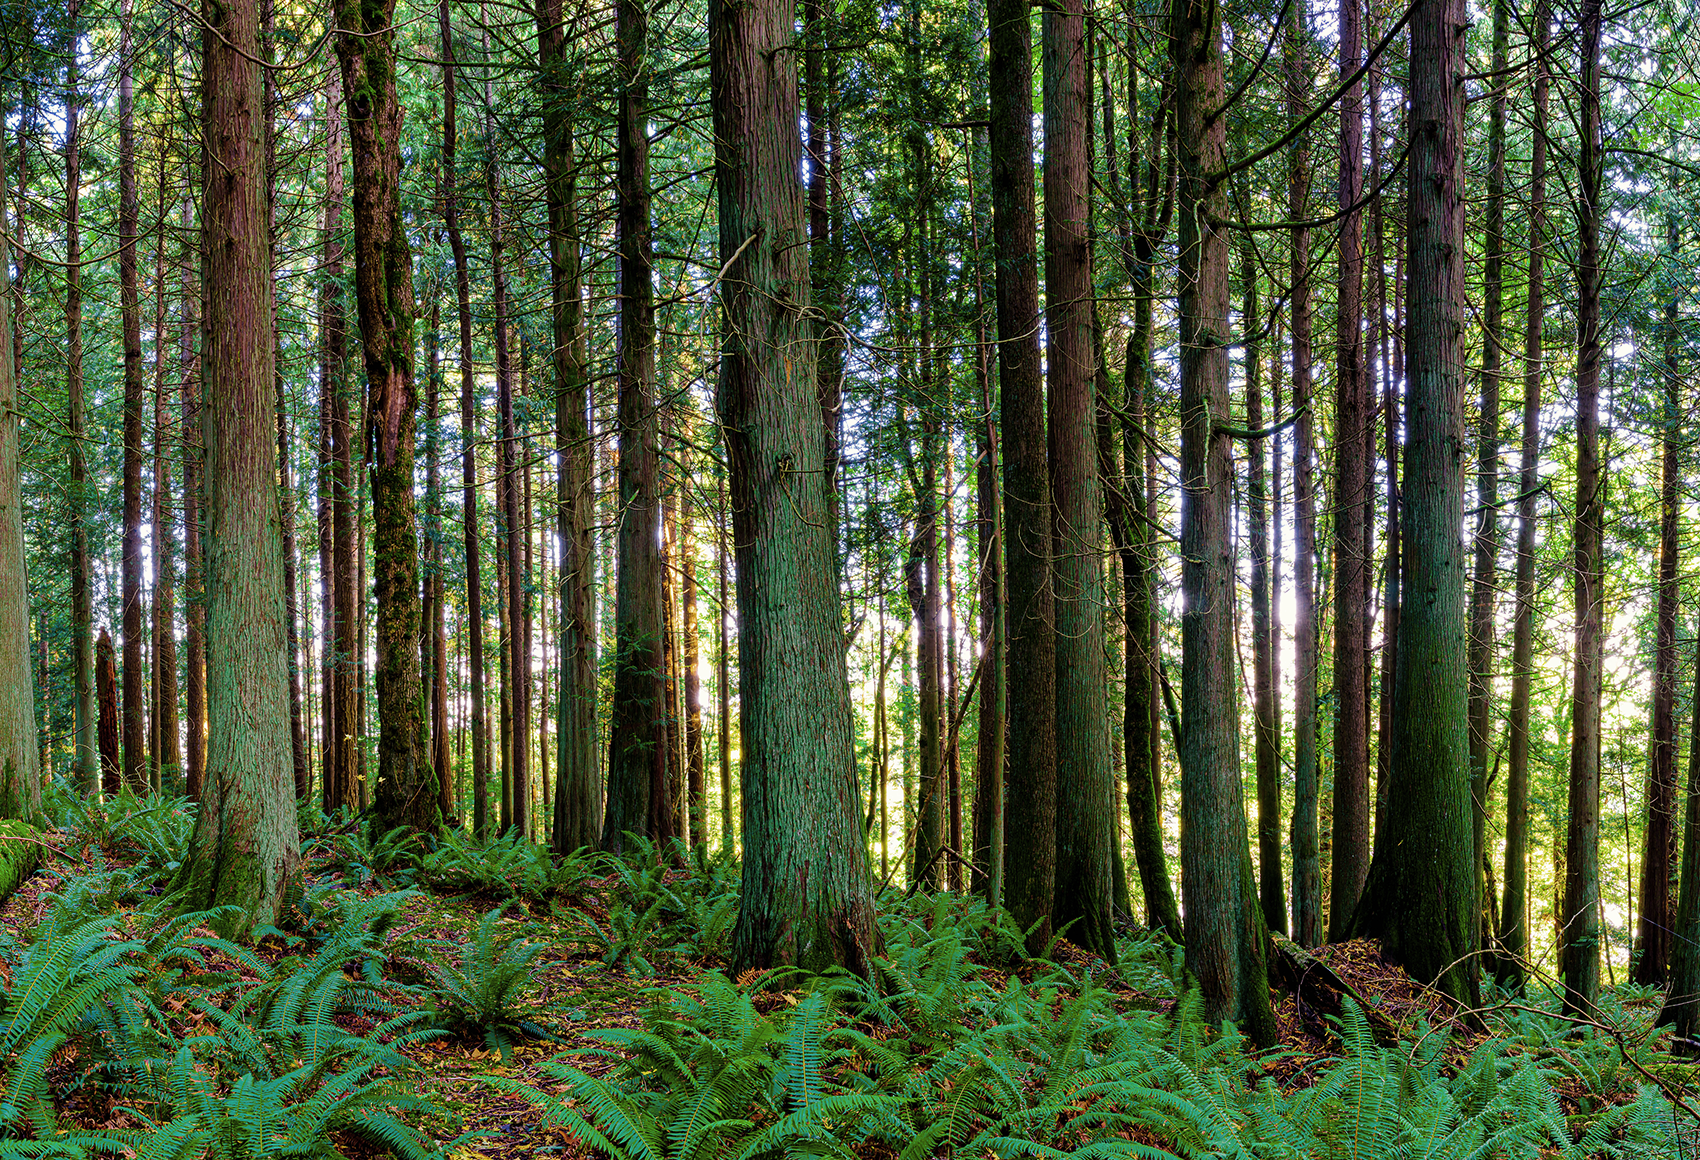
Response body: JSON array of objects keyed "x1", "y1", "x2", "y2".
[
  {"x1": 717, "y1": 461, "x2": 732, "y2": 852},
  {"x1": 1285, "y1": 0, "x2": 1320, "y2": 946},
  {"x1": 66, "y1": 0, "x2": 97, "y2": 797},
  {"x1": 485, "y1": 105, "x2": 528, "y2": 840},
  {"x1": 425, "y1": 246, "x2": 450, "y2": 822},
  {"x1": 1499, "y1": 0, "x2": 1547, "y2": 992},
  {"x1": 119, "y1": 0, "x2": 146, "y2": 795},
  {"x1": 335, "y1": 0, "x2": 431, "y2": 833},
  {"x1": 712, "y1": 0, "x2": 877, "y2": 974},
  {"x1": 1173, "y1": 0, "x2": 1274, "y2": 1043},
  {"x1": 1240, "y1": 205, "x2": 1284, "y2": 937},
  {"x1": 321, "y1": 68, "x2": 357, "y2": 815},
  {"x1": 98, "y1": 630, "x2": 120, "y2": 796},
  {"x1": 0, "y1": 123, "x2": 38, "y2": 818},
  {"x1": 1561, "y1": 0, "x2": 1605, "y2": 1016},
  {"x1": 990, "y1": 0, "x2": 1057, "y2": 954},
  {"x1": 179, "y1": 0, "x2": 301, "y2": 931},
  {"x1": 603, "y1": 0, "x2": 668, "y2": 853},
  {"x1": 1328, "y1": 0, "x2": 1370, "y2": 939},
  {"x1": 152, "y1": 166, "x2": 180, "y2": 792},
  {"x1": 1636, "y1": 211, "x2": 1682, "y2": 986},
  {"x1": 540, "y1": 0, "x2": 600, "y2": 854},
  {"x1": 682, "y1": 445, "x2": 705, "y2": 850},
  {"x1": 440, "y1": 1, "x2": 487, "y2": 837},
  {"x1": 1046, "y1": 0, "x2": 1113, "y2": 959},
  {"x1": 968, "y1": 94, "x2": 1004, "y2": 906},
  {"x1": 1469, "y1": 0, "x2": 1510, "y2": 951},
  {"x1": 1348, "y1": 0, "x2": 1477, "y2": 1008},
  {"x1": 179, "y1": 186, "x2": 205, "y2": 803}
]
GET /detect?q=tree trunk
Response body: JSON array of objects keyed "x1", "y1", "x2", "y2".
[
  {"x1": 1636, "y1": 211, "x2": 1681, "y2": 986},
  {"x1": 990, "y1": 0, "x2": 1057, "y2": 953},
  {"x1": 1468, "y1": 0, "x2": 1510, "y2": 953},
  {"x1": 1240, "y1": 184, "x2": 1283, "y2": 938},
  {"x1": 0, "y1": 123, "x2": 38, "y2": 819},
  {"x1": 1284, "y1": 0, "x2": 1320, "y2": 946},
  {"x1": 320, "y1": 68, "x2": 358, "y2": 816},
  {"x1": 540, "y1": 0, "x2": 601, "y2": 854},
  {"x1": 119, "y1": 0, "x2": 146, "y2": 796},
  {"x1": 151, "y1": 167, "x2": 180, "y2": 793},
  {"x1": 440, "y1": 1, "x2": 487, "y2": 837},
  {"x1": 179, "y1": 186, "x2": 204, "y2": 804},
  {"x1": 487, "y1": 119, "x2": 528, "y2": 841},
  {"x1": 1499, "y1": 0, "x2": 1547, "y2": 992},
  {"x1": 1561, "y1": 0, "x2": 1605, "y2": 1016},
  {"x1": 1173, "y1": 0, "x2": 1274, "y2": 1042},
  {"x1": 718, "y1": 462, "x2": 732, "y2": 852},
  {"x1": 1328, "y1": 0, "x2": 1370, "y2": 939},
  {"x1": 425, "y1": 248, "x2": 450, "y2": 822},
  {"x1": 712, "y1": 0, "x2": 877, "y2": 974},
  {"x1": 98, "y1": 630, "x2": 120, "y2": 797},
  {"x1": 179, "y1": 0, "x2": 301, "y2": 931},
  {"x1": 682, "y1": 445, "x2": 706, "y2": 850},
  {"x1": 603, "y1": 0, "x2": 668, "y2": 853},
  {"x1": 335, "y1": 0, "x2": 430, "y2": 833},
  {"x1": 1045, "y1": 0, "x2": 1113, "y2": 959},
  {"x1": 66, "y1": 0, "x2": 97, "y2": 798},
  {"x1": 1348, "y1": 0, "x2": 1477, "y2": 1007}
]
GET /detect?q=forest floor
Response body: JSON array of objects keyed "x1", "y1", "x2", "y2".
[{"x1": 3, "y1": 795, "x2": 1699, "y2": 1159}]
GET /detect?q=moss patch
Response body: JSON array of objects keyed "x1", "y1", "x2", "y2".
[{"x1": 0, "y1": 818, "x2": 46, "y2": 906}]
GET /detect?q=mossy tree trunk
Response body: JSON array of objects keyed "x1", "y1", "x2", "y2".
[
  {"x1": 335, "y1": 0, "x2": 431, "y2": 833},
  {"x1": 712, "y1": 0, "x2": 877, "y2": 975},
  {"x1": 602, "y1": 0, "x2": 668, "y2": 855},
  {"x1": 1348, "y1": 0, "x2": 1478, "y2": 1008},
  {"x1": 179, "y1": 0, "x2": 300, "y2": 932},
  {"x1": 1172, "y1": 0, "x2": 1275, "y2": 1044},
  {"x1": 539, "y1": 0, "x2": 602, "y2": 855},
  {"x1": 0, "y1": 125, "x2": 40, "y2": 821}
]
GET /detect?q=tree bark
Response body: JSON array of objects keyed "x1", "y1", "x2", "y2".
[
  {"x1": 1348, "y1": 0, "x2": 1477, "y2": 1007},
  {"x1": 334, "y1": 0, "x2": 431, "y2": 833},
  {"x1": 1173, "y1": 0, "x2": 1274, "y2": 1043},
  {"x1": 65, "y1": 0, "x2": 97, "y2": 798},
  {"x1": 152, "y1": 165, "x2": 181, "y2": 792},
  {"x1": 98, "y1": 629, "x2": 120, "y2": 797},
  {"x1": 539, "y1": 0, "x2": 601, "y2": 854},
  {"x1": 1468, "y1": 0, "x2": 1510, "y2": 953},
  {"x1": 439, "y1": 2, "x2": 487, "y2": 837},
  {"x1": 989, "y1": 0, "x2": 1057, "y2": 954},
  {"x1": 1284, "y1": 0, "x2": 1320, "y2": 947},
  {"x1": 603, "y1": 0, "x2": 668, "y2": 854},
  {"x1": 1499, "y1": 0, "x2": 1548, "y2": 991},
  {"x1": 1637, "y1": 211, "x2": 1681, "y2": 986},
  {"x1": 1046, "y1": 0, "x2": 1114, "y2": 960},
  {"x1": 119, "y1": 0, "x2": 146, "y2": 796},
  {"x1": 319, "y1": 68, "x2": 357, "y2": 815},
  {"x1": 179, "y1": 185, "x2": 205, "y2": 804},
  {"x1": 1328, "y1": 0, "x2": 1371, "y2": 939},
  {"x1": 1561, "y1": 0, "x2": 1605, "y2": 1017},
  {"x1": 486, "y1": 108, "x2": 528, "y2": 840},
  {"x1": 0, "y1": 123, "x2": 38, "y2": 819},
  {"x1": 179, "y1": 0, "x2": 301, "y2": 931},
  {"x1": 712, "y1": 0, "x2": 877, "y2": 974}
]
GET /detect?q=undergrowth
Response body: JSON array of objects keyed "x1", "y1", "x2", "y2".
[{"x1": 3, "y1": 783, "x2": 1695, "y2": 1158}]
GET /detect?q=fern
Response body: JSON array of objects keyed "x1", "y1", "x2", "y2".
[{"x1": 419, "y1": 908, "x2": 546, "y2": 1062}]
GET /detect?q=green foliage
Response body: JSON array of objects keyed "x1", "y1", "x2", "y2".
[
  {"x1": 0, "y1": 869, "x2": 449, "y2": 1160},
  {"x1": 417, "y1": 908, "x2": 547, "y2": 1062},
  {"x1": 303, "y1": 818, "x2": 423, "y2": 888},
  {"x1": 420, "y1": 826, "x2": 604, "y2": 902},
  {"x1": 581, "y1": 841, "x2": 741, "y2": 976}
]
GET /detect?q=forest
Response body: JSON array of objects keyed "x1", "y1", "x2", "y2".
[{"x1": 0, "y1": 0, "x2": 1698, "y2": 1150}]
